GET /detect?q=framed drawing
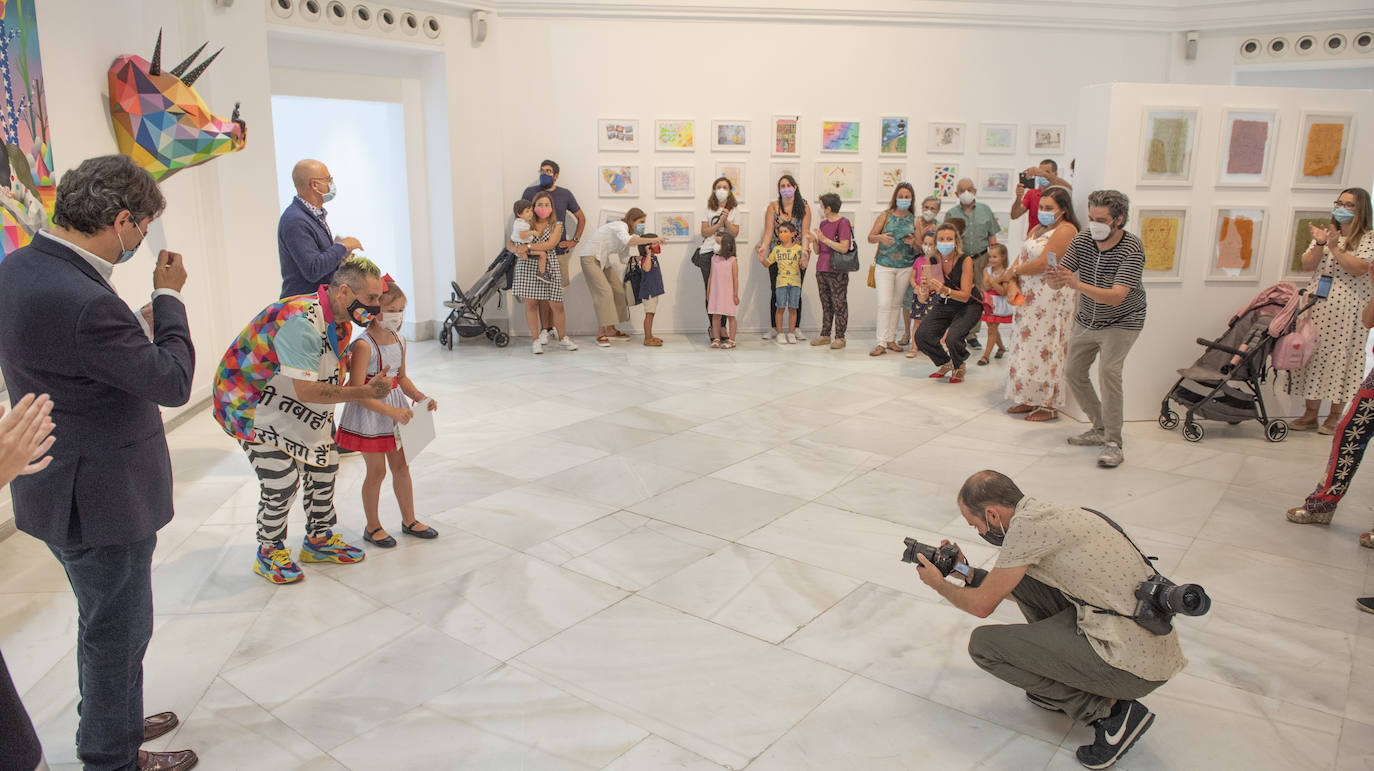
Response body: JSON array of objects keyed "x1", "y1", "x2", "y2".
[
  {"x1": 731, "y1": 209, "x2": 753, "y2": 244},
  {"x1": 930, "y1": 162, "x2": 960, "y2": 200},
  {"x1": 927, "y1": 122, "x2": 965, "y2": 154},
  {"x1": 714, "y1": 161, "x2": 745, "y2": 203},
  {"x1": 1208, "y1": 206, "x2": 1266, "y2": 281},
  {"x1": 599, "y1": 208, "x2": 626, "y2": 227},
  {"x1": 994, "y1": 211, "x2": 1010, "y2": 241},
  {"x1": 1029, "y1": 124, "x2": 1066, "y2": 154},
  {"x1": 597, "y1": 165, "x2": 638, "y2": 198},
  {"x1": 815, "y1": 161, "x2": 862, "y2": 202},
  {"x1": 597, "y1": 118, "x2": 640, "y2": 152},
  {"x1": 1294, "y1": 111, "x2": 1355, "y2": 189},
  {"x1": 1139, "y1": 108, "x2": 1198, "y2": 185},
  {"x1": 879, "y1": 116, "x2": 909, "y2": 155},
  {"x1": 711, "y1": 119, "x2": 750, "y2": 152},
  {"x1": 655, "y1": 166, "x2": 695, "y2": 198},
  {"x1": 770, "y1": 162, "x2": 802, "y2": 189},
  {"x1": 1284, "y1": 207, "x2": 1330, "y2": 279},
  {"x1": 1135, "y1": 208, "x2": 1187, "y2": 282},
  {"x1": 655, "y1": 211, "x2": 694, "y2": 242},
  {"x1": 878, "y1": 163, "x2": 907, "y2": 200},
  {"x1": 772, "y1": 114, "x2": 800, "y2": 156},
  {"x1": 655, "y1": 119, "x2": 695, "y2": 151},
  {"x1": 979, "y1": 123, "x2": 1017, "y2": 154},
  {"x1": 820, "y1": 120, "x2": 861, "y2": 152},
  {"x1": 978, "y1": 168, "x2": 1013, "y2": 197},
  {"x1": 1216, "y1": 109, "x2": 1278, "y2": 188}
]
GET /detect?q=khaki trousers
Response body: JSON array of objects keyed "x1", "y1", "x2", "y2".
[
  {"x1": 1066, "y1": 323, "x2": 1141, "y2": 446},
  {"x1": 580, "y1": 254, "x2": 629, "y2": 327}
]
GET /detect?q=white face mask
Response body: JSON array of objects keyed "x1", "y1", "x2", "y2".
[
  {"x1": 380, "y1": 314, "x2": 403, "y2": 334},
  {"x1": 958, "y1": 191, "x2": 976, "y2": 206},
  {"x1": 715, "y1": 188, "x2": 729, "y2": 202},
  {"x1": 921, "y1": 210, "x2": 937, "y2": 222},
  {"x1": 1088, "y1": 221, "x2": 1112, "y2": 241}
]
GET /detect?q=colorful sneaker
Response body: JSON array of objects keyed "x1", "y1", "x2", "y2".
[
  {"x1": 299, "y1": 531, "x2": 366, "y2": 564},
  {"x1": 254, "y1": 542, "x2": 304, "y2": 584}
]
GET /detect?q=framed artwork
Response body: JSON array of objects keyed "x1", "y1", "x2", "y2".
[
  {"x1": 597, "y1": 165, "x2": 638, "y2": 198},
  {"x1": 1139, "y1": 108, "x2": 1198, "y2": 185},
  {"x1": 1294, "y1": 111, "x2": 1355, "y2": 189},
  {"x1": 711, "y1": 120, "x2": 750, "y2": 152},
  {"x1": 655, "y1": 211, "x2": 694, "y2": 242},
  {"x1": 772, "y1": 114, "x2": 800, "y2": 156},
  {"x1": 979, "y1": 123, "x2": 1017, "y2": 154},
  {"x1": 655, "y1": 166, "x2": 695, "y2": 198},
  {"x1": 1216, "y1": 109, "x2": 1278, "y2": 188},
  {"x1": 597, "y1": 118, "x2": 639, "y2": 152},
  {"x1": 927, "y1": 122, "x2": 965, "y2": 154},
  {"x1": 1208, "y1": 206, "x2": 1267, "y2": 281},
  {"x1": 994, "y1": 212, "x2": 1010, "y2": 241},
  {"x1": 878, "y1": 163, "x2": 907, "y2": 200},
  {"x1": 1284, "y1": 207, "x2": 1330, "y2": 279},
  {"x1": 1135, "y1": 208, "x2": 1187, "y2": 282},
  {"x1": 732, "y1": 209, "x2": 753, "y2": 244},
  {"x1": 978, "y1": 168, "x2": 1013, "y2": 196},
  {"x1": 599, "y1": 208, "x2": 626, "y2": 227},
  {"x1": 1029, "y1": 124, "x2": 1066, "y2": 154},
  {"x1": 714, "y1": 161, "x2": 745, "y2": 203},
  {"x1": 815, "y1": 162, "x2": 862, "y2": 202},
  {"x1": 770, "y1": 162, "x2": 802, "y2": 190},
  {"x1": 879, "y1": 116, "x2": 909, "y2": 155},
  {"x1": 655, "y1": 119, "x2": 695, "y2": 151},
  {"x1": 930, "y1": 163, "x2": 960, "y2": 200},
  {"x1": 820, "y1": 120, "x2": 861, "y2": 152}
]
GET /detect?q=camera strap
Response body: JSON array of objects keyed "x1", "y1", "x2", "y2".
[{"x1": 1055, "y1": 508, "x2": 1161, "y2": 621}]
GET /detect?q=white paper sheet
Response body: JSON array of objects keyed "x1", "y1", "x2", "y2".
[{"x1": 396, "y1": 399, "x2": 436, "y2": 461}]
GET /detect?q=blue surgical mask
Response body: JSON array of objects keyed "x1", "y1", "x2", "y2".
[
  {"x1": 634, "y1": 223, "x2": 645, "y2": 235},
  {"x1": 1333, "y1": 207, "x2": 1355, "y2": 223},
  {"x1": 115, "y1": 220, "x2": 146, "y2": 264},
  {"x1": 316, "y1": 179, "x2": 337, "y2": 203},
  {"x1": 1035, "y1": 176, "x2": 1049, "y2": 189},
  {"x1": 1037, "y1": 211, "x2": 1056, "y2": 227},
  {"x1": 539, "y1": 173, "x2": 555, "y2": 188},
  {"x1": 896, "y1": 198, "x2": 912, "y2": 211},
  {"x1": 936, "y1": 242, "x2": 954, "y2": 255}
]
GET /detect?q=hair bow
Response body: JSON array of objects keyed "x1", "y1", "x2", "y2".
[{"x1": 382, "y1": 273, "x2": 396, "y2": 287}]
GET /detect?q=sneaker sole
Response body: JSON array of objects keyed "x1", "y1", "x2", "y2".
[
  {"x1": 253, "y1": 562, "x2": 303, "y2": 584},
  {"x1": 1358, "y1": 599, "x2": 1374, "y2": 615},
  {"x1": 298, "y1": 552, "x2": 365, "y2": 564},
  {"x1": 1078, "y1": 711, "x2": 1155, "y2": 770}
]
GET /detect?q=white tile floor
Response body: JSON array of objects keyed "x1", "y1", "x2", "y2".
[{"x1": 3, "y1": 332, "x2": 1373, "y2": 770}]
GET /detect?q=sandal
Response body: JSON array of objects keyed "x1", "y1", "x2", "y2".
[
  {"x1": 721, "y1": 339, "x2": 736, "y2": 349},
  {"x1": 1007, "y1": 404, "x2": 1034, "y2": 414},
  {"x1": 870, "y1": 345, "x2": 887, "y2": 357},
  {"x1": 595, "y1": 336, "x2": 612, "y2": 348},
  {"x1": 1361, "y1": 531, "x2": 1374, "y2": 550},
  {"x1": 949, "y1": 366, "x2": 967, "y2": 384},
  {"x1": 643, "y1": 337, "x2": 663, "y2": 347},
  {"x1": 929, "y1": 364, "x2": 952, "y2": 379},
  {"x1": 710, "y1": 339, "x2": 721, "y2": 349},
  {"x1": 885, "y1": 342, "x2": 903, "y2": 353},
  {"x1": 995, "y1": 348, "x2": 1005, "y2": 359},
  {"x1": 610, "y1": 330, "x2": 631, "y2": 339},
  {"x1": 1286, "y1": 506, "x2": 1334, "y2": 525},
  {"x1": 1025, "y1": 407, "x2": 1058, "y2": 422},
  {"x1": 976, "y1": 356, "x2": 990, "y2": 366},
  {"x1": 905, "y1": 347, "x2": 918, "y2": 358},
  {"x1": 363, "y1": 526, "x2": 396, "y2": 548},
  {"x1": 402, "y1": 521, "x2": 439, "y2": 540}
]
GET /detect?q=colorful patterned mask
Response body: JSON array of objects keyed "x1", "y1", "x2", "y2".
[{"x1": 108, "y1": 30, "x2": 246, "y2": 181}]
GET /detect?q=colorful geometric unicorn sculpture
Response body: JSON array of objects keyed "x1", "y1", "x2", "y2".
[{"x1": 107, "y1": 31, "x2": 246, "y2": 181}]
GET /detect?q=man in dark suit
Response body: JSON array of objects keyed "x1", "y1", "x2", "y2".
[
  {"x1": 278, "y1": 158, "x2": 362, "y2": 298},
  {"x1": 0, "y1": 154, "x2": 197, "y2": 771}
]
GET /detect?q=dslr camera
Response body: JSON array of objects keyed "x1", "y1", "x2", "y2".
[
  {"x1": 1018, "y1": 170, "x2": 1036, "y2": 189},
  {"x1": 1132, "y1": 574, "x2": 1211, "y2": 636},
  {"x1": 900, "y1": 538, "x2": 966, "y2": 578}
]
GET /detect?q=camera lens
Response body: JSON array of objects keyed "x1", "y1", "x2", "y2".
[{"x1": 1161, "y1": 583, "x2": 1211, "y2": 616}]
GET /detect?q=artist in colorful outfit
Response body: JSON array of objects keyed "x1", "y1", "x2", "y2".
[{"x1": 212, "y1": 257, "x2": 392, "y2": 584}]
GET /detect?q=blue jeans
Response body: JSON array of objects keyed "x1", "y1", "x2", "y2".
[
  {"x1": 775, "y1": 284, "x2": 801, "y2": 308},
  {"x1": 49, "y1": 534, "x2": 157, "y2": 771}
]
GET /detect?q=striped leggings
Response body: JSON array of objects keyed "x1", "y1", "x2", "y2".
[
  {"x1": 1305, "y1": 367, "x2": 1374, "y2": 514},
  {"x1": 240, "y1": 441, "x2": 339, "y2": 545}
]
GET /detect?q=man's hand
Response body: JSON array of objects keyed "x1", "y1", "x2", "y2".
[
  {"x1": 138, "y1": 302, "x2": 155, "y2": 335},
  {"x1": 152, "y1": 250, "x2": 187, "y2": 293},
  {"x1": 913, "y1": 553, "x2": 949, "y2": 591},
  {"x1": 940, "y1": 539, "x2": 972, "y2": 584},
  {"x1": 425, "y1": 398, "x2": 439, "y2": 411},
  {"x1": 0, "y1": 393, "x2": 56, "y2": 484},
  {"x1": 1044, "y1": 265, "x2": 1073, "y2": 290},
  {"x1": 391, "y1": 407, "x2": 414, "y2": 426},
  {"x1": 337, "y1": 236, "x2": 363, "y2": 253},
  {"x1": 365, "y1": 366, "x2": 393, "y2": 398},
  {"x1": 558, "y1": 240, "x2": 578, "y2": 250}
]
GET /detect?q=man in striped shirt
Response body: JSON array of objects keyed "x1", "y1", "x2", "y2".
[{"x1": 1045, "y1": 190, "x2": 1147, "y2": 469}]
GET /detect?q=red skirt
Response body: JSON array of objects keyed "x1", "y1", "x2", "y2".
[
  {"x1": 336, "y1": 427, "x2": 398, "y2": 453},
  {"x1": 982, "y1": 311, "x2": 1012, "y2": 324}
]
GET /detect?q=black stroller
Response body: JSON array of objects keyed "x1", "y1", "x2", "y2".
[
  {"x1": 438, "y1": 249, "x2": 517, "y2": 349},
  {"x1": 1158, "y1": 282, "x2": 1321, "y2": 443}
]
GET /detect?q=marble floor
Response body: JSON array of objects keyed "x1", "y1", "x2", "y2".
[{"x1": 3, "y1": 331, "x2": 1373, "y2": 770}]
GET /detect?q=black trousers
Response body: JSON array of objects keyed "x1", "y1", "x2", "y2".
[
  {"x1": 769, "y1": 262, "x2": 806, "y2": 331},
  {"x1": 915, "y1": 300, "x2": 982, "y2": 367},
  {"x1": 0, "y1": 648, "x2": 42, "y2": 771},
  {"x1": 698, "y1": 255, "x2": 714, "y2": 336}
]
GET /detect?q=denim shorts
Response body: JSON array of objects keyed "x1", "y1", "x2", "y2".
[{"x1": 775, "y1": 284, "x2": 801, "y2": 308}]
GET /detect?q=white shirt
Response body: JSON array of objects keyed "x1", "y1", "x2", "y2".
[
  {"x1": 510, "y1": 218, "x2": 533, "y2": 245},
  {"x1": 39, "y1": 230, "x2": 184, "y2": 338},
  {"x1": 577, "y1": 220, "x2": 634, "y2": 270},
  {"x1": 698, "y1": 206, "x2": 736, "y2": 255}
]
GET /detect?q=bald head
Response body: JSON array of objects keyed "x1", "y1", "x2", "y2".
[
  {"x1": 957, "y1": 470, "x2": 1023, "y2": 519},
  {"x1": 292, "y1": 159, "x2": 330, "y2": 198}
]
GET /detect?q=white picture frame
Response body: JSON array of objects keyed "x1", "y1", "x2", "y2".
[
  {"x1": 731, "y1": 209, "x2": 752, "y2": 244},
  {"x1": 597, "y1": 165, "x2": 639, "y2": 198},
  {"x1": 1134, "y1": 208, "x2": 1188, "y2": 283},
  {"x1": 655, "y1": 211, "x2": 694, "y2": 242},
  {"x1": 1283, "y1": 207, "x2": 1331, "y2": 280},
  {"x1": 711, "y1": 119, "x2": 751, "y2": 152},
  {"x1": 979, "y1": 123, "x2": 1017, "y2": 154},
  {"x1": 978, "y1": 167, "x2": 1014, "y2": 197},
  {"x1": 714, "y1": 161, "x2": 746, "y2": 204},
  {"x1": 596, "y1": 118, "x2": 640, "y2": 152},
  {"x1": 771, "y1": 114, "x2": 800, "y2": 157},
  {"x1": 879, "y1": 116, "x2": 909, "y2": 156},
  {"x1": 819, "y1": 119, "x2": 862, "y2": 153},
  {"x1": 1207, "y1": 206, "x2": 1267, "y2": 282},
  {"x1": 1216, "y1": 109, "x2": 1278, "y2": 188},
  {"x1": 815, "y1": 161, "x2": 863, "y2": 203},
  {"x1": 1293, "y1": 111, "x2": 1356, "y2": 190},
  {"x1": 930, "y1": 162, "x2": 960, "y2": 200},
  {"x1": 1138, "y1": 108, "x2": 1199, "y2": 186},
  {"x1": 877, "y1": 163, "x2": 908, "y2": 201},
  {"x1": 654, "y1": 119, "x2": 696, "y2": 152},
  {"x1": 599, "y1": 208, "x2": 626, "y2": 227},
  {"x1": 654, "y1": 166, "x2": 696, "y2": 199},
  {"x1": 927, "y1": 122, "x2": 965, "y2": 154},
  {"x1": 770, "y1": 162, "x2": 802, "y2": 192},
  {"x1": 1029, "y1": 124, "x2": 1066, "y2": 154}
]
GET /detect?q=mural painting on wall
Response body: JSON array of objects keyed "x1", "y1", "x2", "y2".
[
  {"x1": 108, "y1": 30, "x2": 247, "y2": 182},
  {"x1": 0, "y1": 0, "x2": 56, "y2": 261}
]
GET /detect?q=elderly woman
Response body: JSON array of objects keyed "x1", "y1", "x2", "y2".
[
  {"x1": 576, "y1": 207, "x2": 664, "y2": 347},
  {"x1": 1286, "y1": 187, "x2": 1374, "y2": 433}
]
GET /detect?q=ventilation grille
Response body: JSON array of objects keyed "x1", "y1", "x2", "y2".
[
  {"x1": 267, "y1": 0, "x2": 444, "y2": 45},
  {"x1": 1236, "y1": 28, "x2": 1374, "y2": 63}
]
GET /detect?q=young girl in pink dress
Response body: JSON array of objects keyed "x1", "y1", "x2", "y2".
[{"x1": 708, "y1": 233, "x2": 741, "y2": 348}]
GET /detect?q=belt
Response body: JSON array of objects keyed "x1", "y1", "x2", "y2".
[{"x1": 967, "y1": 249, "x2": 989, "y2": 258}]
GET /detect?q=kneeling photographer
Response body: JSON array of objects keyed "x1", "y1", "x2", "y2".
[{"x1": 907, "y1": 470, "x2": 1205, "y2": 770}]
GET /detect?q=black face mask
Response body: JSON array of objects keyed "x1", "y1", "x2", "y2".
[
  {"x1": 347, "y1": 298, "x2": 381, "y2": 326},
  {"x1": 980, "y1": 518, "x2": 1006, "y2": 547}
]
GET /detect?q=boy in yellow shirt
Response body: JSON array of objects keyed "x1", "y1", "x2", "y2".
[{"x1": 767, "y1": 222, "x2": 807, "y2": 344}]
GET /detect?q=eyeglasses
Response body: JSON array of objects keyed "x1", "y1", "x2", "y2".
[
  {"x1": 311, "y1": 176, "x2": 334, "y2": 183},
  {"x1": 1333, "y1": 200, "x2": 1357, "y2": 210}
]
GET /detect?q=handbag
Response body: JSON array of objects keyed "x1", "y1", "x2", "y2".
[
  {"x1": 867, "y1": 264, "x2": 876, "y2": 288},
  {"x1": 827, "y1": 217, "x2": 860, "y2": 272},
  {"x1": 690, "y1": 247, "x2": 711, "y2": 271}
]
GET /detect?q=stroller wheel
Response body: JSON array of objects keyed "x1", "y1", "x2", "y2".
[
  {"x1": 438, "y1": 328, "x2": 450, "y2": 347},
  {"x1": 493, "y1": 331, "x2": 511, "y2": 348},
  {"x1": 1182, "y1": 422, "x2": 1204, "y2": 442},
  {"x1": 1158, "y1": 410, "x2": 1179, "y2": 430},
  {"x1": 1266, "y1": 420, "x2": 1288, "y2": 443},
  {"x1": 485, "y1": 325, "x2": 499, "y2": 340}
]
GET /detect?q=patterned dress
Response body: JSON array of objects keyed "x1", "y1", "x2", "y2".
[
  {"x1": 1004, "y1": 231, "x2": 1076, "y2": 410},
  {"x1": 1287, "y1": 233, "x2": 1374, "y2": 404},
  {"x1": 511, "y1": 224, "x2": 565, "y2": 302},
  {"x1": 336, "y1": 333, "x2": 410, "y2": 453}
]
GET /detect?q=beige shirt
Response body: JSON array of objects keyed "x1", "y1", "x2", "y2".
[{"x1": 994, "y1": 497, "x2": 1188, "y2": 682}]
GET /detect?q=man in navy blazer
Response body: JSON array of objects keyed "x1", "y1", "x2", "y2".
[
  {"x1": 0, "y1": 155, "x2": 198, "y2": 771},
  {"x1": 278, "y1": 158, "x2": 361, "y2": 298}
]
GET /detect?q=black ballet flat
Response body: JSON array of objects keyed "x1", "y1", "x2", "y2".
[
  {"x1": 364, "y1": 526, "x2": 396, "y2": 548},
  {"x1": 402, "y1": 521, "x2": 439, "y2": 540}
]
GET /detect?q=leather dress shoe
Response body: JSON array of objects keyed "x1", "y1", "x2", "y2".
[
  {"x1": 143, "y1": 711, "x2": 179, "y2": 742},
  {"x1": 138, "y1": 749, "x2": 198, "y2": 771}
]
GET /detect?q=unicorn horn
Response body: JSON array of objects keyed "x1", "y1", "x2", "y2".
[
  {"x1": 150, "y1": 29, "x2": 163, "y2": 75},
  {"x1": 168, "y1": 42, "x2": 208, "y2": 77},
  {"x1": 181, "y1": 47, "x2": 222, "y2": 86}
]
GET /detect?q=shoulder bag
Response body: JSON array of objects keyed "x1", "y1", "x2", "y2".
[{"x1": 827, "y1": 217, "x2": 860, "y2": 273}]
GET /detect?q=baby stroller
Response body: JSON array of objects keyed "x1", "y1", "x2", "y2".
[
  {"x1": 439, "y1": 248, "x2": 517, "y2": 349},
  {"x1": 1158, "y1": 281, "x2": 1322, "y2": 443}
]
